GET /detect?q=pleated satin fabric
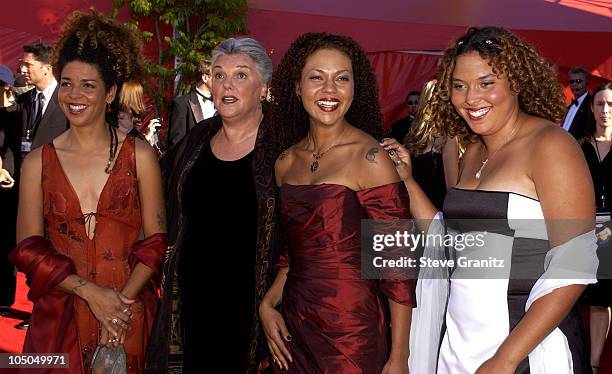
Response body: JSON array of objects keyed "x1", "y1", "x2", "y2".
[{"x1": 277, "y1": 182, "x2": 416, "y2": 373}]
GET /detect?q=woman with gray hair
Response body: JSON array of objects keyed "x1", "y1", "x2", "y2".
[{"x1": 146, "y1": 37, "x2": 291, "y2": 373}]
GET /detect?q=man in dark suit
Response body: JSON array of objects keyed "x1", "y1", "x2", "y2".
[
  {"x1": 390, "y1": 91, "x2": 420, "y2": 143},
  {"x1": 166, "y1": 60, "x2": 216, "y2": 148},
  {"x1": 12, "y1": 43, "x2": 67, "y2": 329},
  {"x1": 18, "y1": 43, "x2": 68, "y2": 158},
  {"x1": 562, "y1": 66, "x2": 595, "y2": 140}
]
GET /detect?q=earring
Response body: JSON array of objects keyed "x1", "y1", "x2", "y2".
[{"x1": 106, "y1": 102, "x2": 112, "y2": 113}]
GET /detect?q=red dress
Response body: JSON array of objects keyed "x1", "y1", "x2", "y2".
[
  {"x1": 43, "y1": 136, "x2": 154, "y2": 372},
  {"x1": 277, "y1": 182, "x2": 416, "y2": 373}
]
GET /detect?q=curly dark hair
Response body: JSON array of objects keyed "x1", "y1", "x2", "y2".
[
  {"x1": 52, "y1": 10, "x2": 146, "y2": 171},
  {"x1": 269, "y1": 32, "x2": 383, "y2": 147},
  {"x1": 409, "y1": 26, "x2": 566, "y2": 152}
]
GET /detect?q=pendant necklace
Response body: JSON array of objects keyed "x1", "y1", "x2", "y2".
[
  {"x1": 310, "y1": 126, "x2": 348, "y2": 173},
  {"x1": 475, "y1": 117, "x2": 522, "y2": 180}
]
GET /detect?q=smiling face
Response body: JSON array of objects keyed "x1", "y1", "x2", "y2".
[
  {"x1": 450, "y1": 51, "x2": 518, "y2": 136},
  {"x1": 210, "y1": 53, "x2": 267, "y2": 123},
  {"x1": 296, "y1": 48, "x2": 354, "y2": 128},
  {"x1": 58, "y1": 60, "x2": 115, "y2": 128},
  {"x1": 592, "y1": 88, "x2": 612, "y2": 129}
]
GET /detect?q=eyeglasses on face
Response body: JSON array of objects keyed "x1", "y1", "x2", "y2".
[
  {"x1": 407, "y1": 101, "x2": 418, "y2": 105},
  {"x1": 568, "y1": 79, "x2": 584, "y2": 84}
]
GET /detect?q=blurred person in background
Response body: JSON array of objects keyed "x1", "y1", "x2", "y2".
[
  {"x1": 579, "y1": 82, "x2": 612, "y2": 374},
  {"x1": 390, "y1": 90, "x2": 420, "y2": 143},
  {"x1": 165, "y1": 59, "x2": 216, "y2": 149},
  {"x1": 562, "y1": 66, "x2": 595, "y2": 140},
  {"x1": 0, "y1": 65, "x2": 18, "y2": 313},
  {"x1": 405, "y1": 79, "x2": 459, "y2": 210},
  {"x1": 118, "y1": 81, "x2": 147, "y2": 140}
]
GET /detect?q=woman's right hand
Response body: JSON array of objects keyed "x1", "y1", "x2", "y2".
[
  {"x1": 99, "y1": 322, "x2": 128, "y2": 348},
  {"x1": 379, "y1": 138, "x2": 413, "y2": 182},
  {"x1": 78, "y1": 283, "x2": 134, "y2": 337},
  {"x1": 259, "y1": 301, "x2": 293, "y2": 370}
]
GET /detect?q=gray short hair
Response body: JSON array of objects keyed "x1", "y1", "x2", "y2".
[{"x1": 211, "y1": 37, "x2": 272, "y2": 84}]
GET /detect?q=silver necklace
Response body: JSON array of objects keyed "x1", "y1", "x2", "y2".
[{"x1": 475, "y1": 118, "x2": 522, "y2": 180}]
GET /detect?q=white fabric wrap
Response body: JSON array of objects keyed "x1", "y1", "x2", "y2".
[
  {"x1": 409, "y1": 211, "x2": 448, "y2": 374},
  {"x1": 526, "y1": 229, "x2": 598, "y2": 374}
]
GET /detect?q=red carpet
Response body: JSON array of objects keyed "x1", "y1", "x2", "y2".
[
  {"x1": 1, "y1": 273, "x2": 612, "y2": 372},
  {"x1": 0, "y1": 273, "x2": 31, "y2": 353}
]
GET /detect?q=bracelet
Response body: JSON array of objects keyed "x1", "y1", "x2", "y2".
[{"x1": 71, "y1": 279, "x2": 87, "y2": 294}]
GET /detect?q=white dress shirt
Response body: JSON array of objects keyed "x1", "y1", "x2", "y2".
[
  {"x1": 196, "y1": 88, "x2": 216, "y2": 120},
  {"x1": 562, "y1": 91, "x2": 587, "y2": 131}
]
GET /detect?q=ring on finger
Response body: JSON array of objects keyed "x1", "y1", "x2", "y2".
[
  {"x1": 111, "y1": 317, "x2": 118, "y2": 324},
  {"x1": 395, "y1": 160, "x2": 403, "y2": 166},
  {"x1": 388, "y1": 149, "x2": 396, "y2": 156},
  {"x1": 122, "y1": 306, "x2": 130, "y2": 314}
]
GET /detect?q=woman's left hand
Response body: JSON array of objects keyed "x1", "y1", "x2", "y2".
[
  {"x1": 476, "y1": 356, "x2": 517, "y2": 374},
  {"x1": 379, "y1": 138, "x2": 413, "y2": 182},
  {"x1": 0, "y1": 169, "x2": 14, "y2": 189},
  {"x1": 382, "y1": 358, "x2": 409, "y2": 374}
]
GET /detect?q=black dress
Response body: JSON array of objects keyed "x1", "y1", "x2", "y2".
[
  {"x1": 179, "y1": 145, "x2": 258, "y2": 372},
  {"x1": 412, "y1": 151, "x2": 447, "y2": 210},
  {"x1": 0, "y1": 105, "x2": 20, "y2": 307},
  {"x1": 581, "y1": 141, "x2": 612, "y2": 307}
]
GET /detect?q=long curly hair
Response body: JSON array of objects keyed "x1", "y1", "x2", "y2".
[
  {"x1": 269, "y1": 32, "x2": 383, "y2": 147},
  {"x1": 410, "y1": 26, "x2": 566, "y2": 152},
  {"x1": 52, "y1": 10, "x2": 146, "y2": 171}
]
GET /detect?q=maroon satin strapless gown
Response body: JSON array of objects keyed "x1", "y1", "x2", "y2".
[{"x1": 277, "y1": 182, "x2": 416, "y2": 373}]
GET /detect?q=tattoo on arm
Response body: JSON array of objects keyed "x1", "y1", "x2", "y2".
[
  {"x1": 366, "y1": 147, "x2": 379, "y2": 164},
  {"x1": 71, "y1": 277, "x2": 87, "y2": 294},
  {"x1": 157, "y1": 212, "x2": 167, "y2": 230}
]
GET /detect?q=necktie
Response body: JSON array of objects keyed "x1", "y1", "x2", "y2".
[{"x1": 32, "y1": 91, "x2": 44, "y2": 127}]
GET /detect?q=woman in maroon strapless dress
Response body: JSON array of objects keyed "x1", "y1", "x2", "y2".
[{"x1": 260, "y1": 33, "x2": 416, "y2": 373}]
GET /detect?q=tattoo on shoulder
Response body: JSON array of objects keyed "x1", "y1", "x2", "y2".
[
  {"x1": 366, "y1": 147, "x2": 379, "y2": 164},
  {"x1": 157, "y1": 212, "x2": 167, "y2": 230}
]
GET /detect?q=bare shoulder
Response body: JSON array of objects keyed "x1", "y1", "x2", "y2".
[
  {"x1": 524, "y1": 118, "x2": 584, "y2": 174},
  {"x1": 274, "y1": 140, "x2": 304, "y2": 186},
  {"x1": 134, "y1": 136, "x2": 161, "y2": 176},
  {"x1": 353, "y1": 129, "x2": 400, "y2": 189},
  {"x1": 22, "y1": 147, "x2": 43, "y2": 175}
]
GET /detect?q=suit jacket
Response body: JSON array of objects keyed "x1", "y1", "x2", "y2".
[
  {"x1": 566, "y1": 93, "x2": 595, "y2": 140},
  {"x1": 166, "y1": 90, "x2": 205, "y2": 149},
  {"x1": 15, "y1": 85, "x2": 68, "y2": 182},
  {"x1": 390, "y1": 114, "x2": 415, "y2": 144}
]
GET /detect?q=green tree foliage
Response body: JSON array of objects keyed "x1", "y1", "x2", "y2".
[{"x1": 110, "y1": 0, "x2": 248, "y2": 115}]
